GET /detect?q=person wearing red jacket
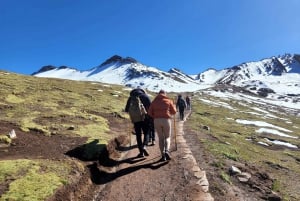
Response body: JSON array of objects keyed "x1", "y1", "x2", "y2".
[{"x1": 148, "y1": 90, "x2": 177, "y2": 161}]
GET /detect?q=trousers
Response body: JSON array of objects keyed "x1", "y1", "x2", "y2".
[{"x1": 153, "y1": 118, "x2": 172, "y2": 155}]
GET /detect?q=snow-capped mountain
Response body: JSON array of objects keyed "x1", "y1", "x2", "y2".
[
  {"x1": 33, "y1": 55, "x2": 212, "y2": 92},
  {"x1": 33, "y1": 54, "x2": 300, "y2": 97}
]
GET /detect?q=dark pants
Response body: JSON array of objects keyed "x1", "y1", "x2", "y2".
[
  {"x1": 133, "y1": 121, "x2": 149, "y2": 153},
  {"x1": 179, "y1": 108, "x2": 185, "y2": 120},
  {"x1": 148, "y1": 118, "x2": 155, "y2": 142}
]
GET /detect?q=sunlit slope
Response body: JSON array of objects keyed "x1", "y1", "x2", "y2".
[{"x1": 0, "y1": 70, "x2": 130, "y2": 141}]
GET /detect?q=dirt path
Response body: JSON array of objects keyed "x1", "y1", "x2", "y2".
[{"x1": 93, "y1": 112, "x2": 214, "y2": 201}]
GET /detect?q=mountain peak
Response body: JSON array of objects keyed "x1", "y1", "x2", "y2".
[
  {"x1": 32, "y1": 65, "x2": 56, "y2": 75},
  {"x1": 100, "y1": 55, "x2": 138, "y2": 66}
]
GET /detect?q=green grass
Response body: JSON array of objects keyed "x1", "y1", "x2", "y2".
[
  {"x1": 186, "y1": 91, "x2": 300, "y2": 199},
  {"x1": 0, "y1": 159, "x2": 83, "y2": 201},
  {"x1": 0, "y1": 135, "x2": 11, "y2": 144},
  {"x1": 220, "y1": 171, "x2": 232, "y2": 184},
  {"x1": 272, "y1": 179, "x2": 281, "y2": 192}
]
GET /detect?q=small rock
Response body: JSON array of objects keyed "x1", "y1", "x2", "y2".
[
  {"x1": 67, "y1": 126, "x2": 75, "y2": 130},
  {"x1": 229, "y1": 166, "x2": 242, "y2": 175},
  {"x1": 237, "y1": 172, "x2": 251, "y2": 182},
  {"x1": 268, "y1": 192, "x2": 282, "y2": 201},
  {"x1": 202, "y1": 125, "x2": 210, "y2": 131},
  {"x1": 8, "y1": 129, "x2": 17, "y2": 139}
]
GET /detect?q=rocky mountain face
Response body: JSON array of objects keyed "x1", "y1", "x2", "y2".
[
  {"x1": 214, "y1": 54, "x2": 300, "y2": 84},
  {"x1": 33, "y1": 54, "x2": 300, "y2": 99}
]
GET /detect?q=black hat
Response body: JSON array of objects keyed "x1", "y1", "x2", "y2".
[{"x1": 158, "y1": 89, "x2": 166, "y2": 94}]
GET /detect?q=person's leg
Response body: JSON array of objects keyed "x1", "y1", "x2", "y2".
[
  {"x1": 141, "y1": 121, "x2": 150, "y2": 156},
  {"x1": 151, "y1": 127, "x2": 156, "y2": 145},
  {"x1": 161, "y1": 118, "x2": 172, "y2": 153},
  {"x1": 142, "y1": 121, "x2": 149, "y2": 146},
  {"x1": 154, "y1": 118, "x2": 165, "y2": 156},
  {"x1": 134, "y1": 122, "x2": 144, "y2": 156},
  {"x1": 143, "y1": 118, "x2": 151, "y2": 145},
  {"x1": 179, "y1": 109, "x2": 184, "y2": 120},
  {"x1": 150, "y1": 119, "x2": 155, "y2": 144}
]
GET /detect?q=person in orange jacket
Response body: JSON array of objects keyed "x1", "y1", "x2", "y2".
[{"x1": 148, "y1": 90, "x2": 177, "y2": 161}]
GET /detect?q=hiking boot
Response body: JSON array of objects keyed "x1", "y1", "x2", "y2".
[
  {"x1": 143, "y1": 149, "x2": 149, "y2": 156},
  {"x1": 160, "y1": 155, "x2": 166, "y2": 162},
  {"x1": 165, "y1": 152, "x2": 171, "y2": 160},
  {"x1": 137, "y1": 152, "x2": 144, "y2": 158}
]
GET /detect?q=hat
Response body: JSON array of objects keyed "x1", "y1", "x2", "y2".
[{"x1": 158, "y1": 89, "x2": 166, "y2": 94}]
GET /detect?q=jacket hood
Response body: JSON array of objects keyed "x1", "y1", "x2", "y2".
[
  {"x1": 155, "y1": 93, "x2": 168, "y2": 101},
  {"x1": 130, "y1": 88, "x2": 146, "y2": 97}
]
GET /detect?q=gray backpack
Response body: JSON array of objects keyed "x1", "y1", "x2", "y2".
[{"x1": 128, "y1": 96, "x2": 147, "y2": 123}]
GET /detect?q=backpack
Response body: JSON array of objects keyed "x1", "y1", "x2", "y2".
[{"x1": 128, "y1": 96, "x2": 147, "y2": 123}]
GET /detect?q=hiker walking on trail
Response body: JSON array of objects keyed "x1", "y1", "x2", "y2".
[
  {"x1": 125, "y1": 87, "x2": 151, "y2": 157},
  {"x1": 176, "y1": 94, "x2": 187, "y2": 121},
  {"x1": 148, "y1": 90, "x2": 176, "y2": 161},
  {"x1": 185, "y1": 95, "x2": 191, "y2": 110}
]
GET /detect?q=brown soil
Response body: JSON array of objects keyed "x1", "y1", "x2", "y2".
[{"x1": 0, "y1": 112, "x2": 280, "y2": 201}]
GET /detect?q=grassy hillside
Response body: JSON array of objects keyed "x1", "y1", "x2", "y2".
[
  {"x1": 186, "y1": 90, "x2": 300, "y2": 200},
  {"x1": 0, "y1": 71, "x2": 134, "y2": 200},
  {"x1": 0, "y1": 71, "x2": 129, "y2": 138}
]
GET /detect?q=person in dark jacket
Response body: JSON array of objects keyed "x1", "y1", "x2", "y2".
[
  {"x1": 125, "y1": 88, "x2": 151, "y2": 157},
  {"x1": 185, "y1": 95, "x2": 191, "y2": 110},
  {"x1": 176, "y1": 94, "x2": 187, "y2": 121}
]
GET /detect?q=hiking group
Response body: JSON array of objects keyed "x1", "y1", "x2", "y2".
[{"x1": 125, "y1": 88, "x2": 191, "y2": 161}]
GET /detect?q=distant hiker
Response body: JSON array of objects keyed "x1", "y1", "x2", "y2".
[
  {"x1": 125, "y1": 87, "x2": 151, "y2": 157},
  {"x1": 148, "y1": 90, "x2": 176, "y2": 161},
  {"x1": 176, "y1": 94, "x2": 187, "y2": 121},
  {"x1": 185, "y1": 95, "x2": 191, "y2": 110}
]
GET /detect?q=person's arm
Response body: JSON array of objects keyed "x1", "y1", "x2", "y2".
[
  {"x1": 125, "y1": 97, "x2": 131, "y2": 112},
  {"x1": 170, "y1": 101, "x2": 177, "y2": 115},
  {"x1": 148, "y1": 104, "x2": 154, "y2": 118},
  {"x1": 144, "y1": 95, "x2": 152, "y2": 111},
  {"x1": 176, "y1": 99, "x2": 179, "y2": 109}
]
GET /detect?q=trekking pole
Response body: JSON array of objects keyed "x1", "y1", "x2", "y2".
[
  {"x1": 127, "y1": 120, "x2": 131, "y2": 147},
  {"x1": 173, "y1": 115, "x2": 177, "y2": 151}
]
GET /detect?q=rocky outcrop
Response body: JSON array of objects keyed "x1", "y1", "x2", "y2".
[
  {"x1": 100, "y1": 55, "x2": 138, "y2": 66},
  {"x1": 31, "y1": 65, "x2": 56, "y2": 75},
  {"x1": 257, "y1": 88, "x2": 275, "y2": 97}
]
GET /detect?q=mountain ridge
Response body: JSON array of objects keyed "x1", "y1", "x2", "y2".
[{"x1": 33, "y1": 54, "x2": 300, "y2": 99}]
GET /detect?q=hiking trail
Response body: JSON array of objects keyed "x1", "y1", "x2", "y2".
[{"x1": 93, "y1": 111, "x2": 214, "y2": 201}]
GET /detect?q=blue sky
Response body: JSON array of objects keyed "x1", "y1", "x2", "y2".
[{"x1": 0, "y1": 0, "x2": 299, "y2": 75}]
